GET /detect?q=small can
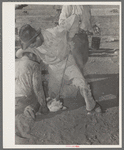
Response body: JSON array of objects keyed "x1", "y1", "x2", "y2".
[{"x1": 91, "y1": 37, "x2": 101, "y2": 50}]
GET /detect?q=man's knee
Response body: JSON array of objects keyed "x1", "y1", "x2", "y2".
[{"x1": 72, "y1": 78, "x2": 87, "y2": 89}]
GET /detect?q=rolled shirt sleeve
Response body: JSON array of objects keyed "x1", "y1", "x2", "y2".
[
  {"x1": 59, "y1": 5, "x2": 73, "y2": 25},
  {"x1": 58, "y1": 14, "x2": 80, "y2": 38},
  {"x1": 58, "y1": 5, "x2": 80, "y2": 38},
  {"x1": 59, "y1": 5, "x2": 93, "y2": 33}
]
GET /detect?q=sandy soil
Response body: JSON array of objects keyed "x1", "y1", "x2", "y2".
[
  {"x1": 35, "y1": 55, "x2": 119, "y2": 145},
  {"x1": 15, "y1": 5, "x2": 119, "y2": 145},
  {"x1": 16, "y1": 53, "x2": 119, "y2": 145}
]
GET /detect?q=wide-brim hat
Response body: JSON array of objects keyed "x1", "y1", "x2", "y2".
[{"x1": 19, "y1": 24, "x2": 41, "y2": 50}]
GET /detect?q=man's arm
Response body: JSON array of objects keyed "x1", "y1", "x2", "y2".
[
  {"x1": 32, "y1": 64, "x2": 49, "y2": 114},
  {"x1": 59, "y1": 5, "x2": 72, "y2": 25},
  {"x1": 57, "y1": 5, "x2": 80, "y2": 39}
]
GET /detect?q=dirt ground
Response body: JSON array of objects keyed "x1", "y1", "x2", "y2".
[
  {"x1": 15, "y1": 5, "x2": 120, "y2": 145},
  {"x1": 35, "y1": 52, "x2": 119, "y2": 145},
  {"x1": 16, "y1": 45, "x2": 119, "y2": 145}
]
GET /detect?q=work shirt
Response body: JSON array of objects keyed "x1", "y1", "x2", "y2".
[
  {"x1": 15, "y1": 56, "x2": 46, "y2": 107},
  {"x1": 59, "y1": 5, "x2": 93, "y2": 32},
  {"x1": 31, "y1": 6, "x2": 92, "y2": 66},
  {"x1": 30, "y1": 15, "x2": 80, "y2": 65}
]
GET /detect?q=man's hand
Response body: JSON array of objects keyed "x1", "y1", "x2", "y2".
[
  {"x1": 24, "y1": 105, "x2": 36, "y2": 120},
  {"x1": 47, "y1": 98, "x2": 67, "y2": 112}
]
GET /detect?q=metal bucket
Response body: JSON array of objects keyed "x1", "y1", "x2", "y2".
[{"x1": 91, "y1": 37, "x2": 101, "y2": 50}]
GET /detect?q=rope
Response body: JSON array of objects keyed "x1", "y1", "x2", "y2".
[{"x1": 57, "y1": 52, "x2": 70, "y2": 100}]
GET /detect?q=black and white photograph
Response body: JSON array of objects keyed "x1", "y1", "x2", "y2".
[{"x1": 3, "y1": 1, "x2": 122, "y2": 148}]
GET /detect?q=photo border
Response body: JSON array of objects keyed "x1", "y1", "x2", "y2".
[{"x1": 1, "y1": 0, "x2": 123, "y2": 149}]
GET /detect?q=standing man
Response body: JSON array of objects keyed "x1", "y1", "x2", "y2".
[
  {"x1": 59, "y1": 5, "x2": 100, "y2": 74},
  {"x1": 18, "y1": 14, "x2": 102, "y2": 115}
]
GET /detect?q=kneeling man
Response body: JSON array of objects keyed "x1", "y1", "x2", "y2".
[{"x1": 15, "y1": 50, "x2": 49, "y2": 142}]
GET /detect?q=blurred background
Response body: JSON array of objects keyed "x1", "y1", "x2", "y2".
[{"x1": 15, "y1": 5, "x2": 119, "y2": 50}]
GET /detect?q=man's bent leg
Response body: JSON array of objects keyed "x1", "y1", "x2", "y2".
[
  {"x1": 15, "y1": 96, "x2": 38, "y2": 143},
  {"x1": 65, "y1": 60, "x2": 96, "y2": 111},
  {"x1": 72, "y1": 77, "x2": 96, "y2": 111}
]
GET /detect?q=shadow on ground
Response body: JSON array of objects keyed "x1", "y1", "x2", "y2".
[{"x1": 87, "y1": 73, "x2": 119, "y2": 113}]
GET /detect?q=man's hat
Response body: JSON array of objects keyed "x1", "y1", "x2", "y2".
[{"x1": 19, "y1": 24, "x2": 41, "y2": 50}]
